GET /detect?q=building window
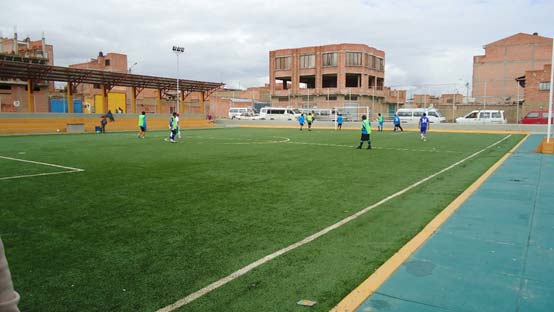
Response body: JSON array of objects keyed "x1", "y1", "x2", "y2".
[
  {"x1": 275, "y1": 56, "x2": 291, "y2": 70},
  {"x1": 371, "y1": 55, "x2": 376, "y2": 69},
  {"x1": 345, "y1": 94, "x2": 358, "y2": 101},
  {"x1": 93, "y1": 84, "x2": 101, "y2": 89},
  {"x1": 105, "y1": 59, "x2": 110, "y2": 66},
  {"x1": 346, "y1": 52, "x2": 362, "y2": 66},
  {"x1": 299, "y1": 54, "x2": 315, "y2": 69},
  {"x1": 322, "y1": 52, "x2": 337, "y2": 67},
  {"x1": 539, "y1": 82, "x2": 551, "y2": 91},
  {"x1": 377, "y1": 58, "x2": 384, "y2": 71},
  {"x1": 328, "y1": 95, "x2": 337, "y2": 101},
  {"x1": 278, "y1": 96, "x2": 289, "y2": 102}
]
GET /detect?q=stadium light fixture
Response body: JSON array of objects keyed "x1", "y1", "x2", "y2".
[{"x1": 172, "y1": 46, "x2": 185, "y2": 113}]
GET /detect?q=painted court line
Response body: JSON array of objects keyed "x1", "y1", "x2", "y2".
[
  {"x1": 331, "y1": 133, "x2": 528, "y2": 312},
  {"x1": 156, "y1": 134, "x2": 512, "y2": 312},
  {"x1": 0, "y1": 155, "x2": 84, "y2": 180},
  {"x1": 286, "y1": 141, "x2": 462, "y2": 153}
]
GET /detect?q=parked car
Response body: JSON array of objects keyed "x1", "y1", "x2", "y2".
[
  {"x1": 456, "y1": 110, "x2": 506, "y2": 124},
  {"x1": 395, "y1": 108, "x2": 445, "y2": 123},
  {"x1": 520, "y1": 110, "x2": 554, "y2": 124},
  {"x1": 228, "y1": 107, "x2": 257, "y2": 119}
]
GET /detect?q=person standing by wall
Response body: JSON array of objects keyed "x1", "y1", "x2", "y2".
[
  {"x1": 377, "y1": 113, "x2": 384, "y2": 132},
  {"x1": 337, "y1": 113, "x2": 343, "y2": 130},
  {"x1": 0, "y1": 238, "x2": 20, "y2": 312},
  {"x1": 137, "y1": 111, "x2": 147, "y2": 138}
]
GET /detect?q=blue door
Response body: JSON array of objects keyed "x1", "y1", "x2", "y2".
[{"x1": 49, "y1": 99, "x2": 83, "y2": 113}]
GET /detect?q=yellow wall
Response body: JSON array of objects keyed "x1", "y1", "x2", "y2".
[
  {"x1": 108, "y1": 93, "x2": 126, "y2": 113},
  {"x1": 94, "y1": 95, "x2": 104, "y2": 114}
]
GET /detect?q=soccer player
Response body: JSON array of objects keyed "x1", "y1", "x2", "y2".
[
  {"x1": 419, "y1": 112, "x2": 430, "y2": 141},
  {"x1": 357, "y1": 114, "x2": 372, "y2": 149},
  {"x1": 137, "y1": 111, "x2": 146, "y2": 138},
  {"x1": 337, "y1": 113, "x2": 343, "y2": 130},
  {"x1": 175, "y1": 113, "x2": 182, "y2": 139},
  {"x1": 306, "y1": 113, "x2": 314, "y2": 131},
  {"x1": 377, "y1": 113, "x2": 384, "y2": 132},
  {"x1": 167, "y1": 112, "x2": 178, "y2": 143},
  {"x1": 393, "y1": 113, "x2": 403, "y2": 132},
  {"x1": 298, "y1": 113, "x2": 305, "y2": 131}
]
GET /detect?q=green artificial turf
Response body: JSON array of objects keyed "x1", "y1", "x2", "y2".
[{"x1": 0, "y1": 128, "x2": 523, "y2": 311}]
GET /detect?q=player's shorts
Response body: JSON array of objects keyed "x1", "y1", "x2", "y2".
[
  {"x1": 307, "y1": 122, "x2": 312, "y2": 126},
  {"x1": 379, "y1": 122, "x2": 384, "y2": 127},
  {"x1": 299, "y1": 122, "x2": 304, "y2": 126},
  {"x1": 361, "y1": 133, "x2": 370, "y2": 141},
  {"x1": 420, "y1": 126, "x2": 427, "y2": 134},
  {"x1": 140, "y1": 126, "x2": 146, "y2": 132},
  {"x1": 338, "y1": 123, "x2": 343, "y2": 126}
]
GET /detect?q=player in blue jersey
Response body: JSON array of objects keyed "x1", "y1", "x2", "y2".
[
  {"x1": 393, "y1": 113, "x2": 403, "y2": 132},
  {"x1": 419, "y1": 112, "x2": 430, "y2": 141},
  {"x1": 298, "y1": 113, "x2": 305, "y2": 131},
  {"x1": 336, "y1": 113, "x2": 343, "y2": 130},
  {"x1": 166, "y1": 112, "x2": 178, "y2": 143}
]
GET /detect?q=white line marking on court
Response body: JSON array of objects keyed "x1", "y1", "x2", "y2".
[
  {"x1": 221, "y1": 136, "x2": 291, "y2": 145},
  {"x1": 0, "y1": 156, "x2": 85, "y2": 180},
  {"x1": 156, "y1": 134, "x2": 512, "y2": 312},
  {"x1": 286, "y1": 142, "x2": 462, "y2": 153}
]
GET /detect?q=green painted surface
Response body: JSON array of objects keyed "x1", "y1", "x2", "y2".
[{"x1": 358, "y1": 135, "x2": 554, "y2": 312}]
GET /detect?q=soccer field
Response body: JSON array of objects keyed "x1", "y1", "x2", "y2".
[{"x1": 0, "y1": 128, "x2": 523, "y2": 311}]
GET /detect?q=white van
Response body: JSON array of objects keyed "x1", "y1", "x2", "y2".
[
  {"x1": 259, "y1": 107, "x2": 301, "y2": 120},
  {"x1": 456, "y1": 110, "x2": 506, "y2": 124},
  {"x1": 229, "y1": 107, "x2": 256, "y2": 119},
  {"x1": 395, "y1": 108, "x2": 445, "y2": 124}
]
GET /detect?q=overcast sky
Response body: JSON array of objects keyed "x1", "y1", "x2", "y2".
[{"x1": 1, "y1": 0, "x2": 553, "y2": 94}]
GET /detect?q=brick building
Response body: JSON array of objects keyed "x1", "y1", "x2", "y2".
[
  {"x1": 69, "y1": 52, "x2": 130, "y2": 114},
  {"x1": 269, "y1": 43, "x2": 386, "y2": 115},
  {"x1": 0, "y1": 33, "x2": 54, "y2": 112},
  {"x1": 473, "y1": 33, "x2": 553, "y2": 106},
  {"x1": 521, "y1": 64, "x2": 553, "y2": 112}
]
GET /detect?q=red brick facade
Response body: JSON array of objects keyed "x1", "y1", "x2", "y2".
[
  {"x1": 473, "y1": 33, "x2": 553, "y2": 106},
  {"x1": 523, "y1": 64, "x2": 553, "y2": 112},
  {"x1": 269, "y1": 43, "x2": 386, "y2": 111}
]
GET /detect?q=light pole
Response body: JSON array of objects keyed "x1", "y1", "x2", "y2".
[
  {"x1": 128, "y1": 62, "x2": 138, "y2": 74},
  {"x1": 172, "y1": 46, "x2": 184, "y2": 113}
]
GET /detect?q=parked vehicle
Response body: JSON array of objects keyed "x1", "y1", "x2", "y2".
[
  {"x1": 228, "y1": 107, "x2": 257, "y2": 119},
  {"x1": 520, "y1": 110, "x2": 554, "y2": 124},
  {"x1": 259, "y1": 107, "x2": 301, "y2": 120},
  {"x1": 456, "y1": 110, "x2": 506, "y2": 124},
  {"x1": 395, "y1": 108, "x2": 445, "y2": 123}
]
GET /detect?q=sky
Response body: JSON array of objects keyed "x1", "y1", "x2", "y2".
[{"x1": 1, "y1": 0, "x2": 553, "y2": 95}]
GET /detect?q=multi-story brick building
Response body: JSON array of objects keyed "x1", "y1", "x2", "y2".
[
  {"x1": 0, "y1": 33, "x2": 54, "y2": 112},
  {"x1": 472, "y1": 33, "x2": 553, "y2": 106},
  {"x1": 269, "y1": 43, "x2": 385, "y2": 115}
]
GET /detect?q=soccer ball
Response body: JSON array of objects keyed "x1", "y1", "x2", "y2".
[{"x1": 56, "y1": 129, "x2": 60, "y2": 133}]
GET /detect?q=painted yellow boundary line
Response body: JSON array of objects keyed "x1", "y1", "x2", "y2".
[{"x1": 330, "y1": 133, "x2": 530, "y2": 312}]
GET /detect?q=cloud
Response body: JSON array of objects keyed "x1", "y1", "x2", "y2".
[{"x1": 1, "y1": 0, "x2": 552, "y2": 91}]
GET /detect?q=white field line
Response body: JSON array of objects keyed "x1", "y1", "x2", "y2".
[
  {"x1": 0, "y1": 156, "x2": 85, "y2": 180},
  {"x1": 286, "y1": 141, "x2": 462, "y2": 153},
  {"x1": 156, "y1": 134, "x2": 512, "y2": 312}
]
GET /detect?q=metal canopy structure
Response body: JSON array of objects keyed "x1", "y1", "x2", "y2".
[
  {"x1": 0, "y1": 59, "x2": 223, "y2": 113},
  {"x1": 0, "y1": 59, "x2": 223, "y2": 93}
]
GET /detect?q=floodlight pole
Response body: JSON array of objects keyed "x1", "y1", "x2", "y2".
[
  {"x1": 546, "y1": 39, "x2": 554, "y2": 143},
  {"x1": 172, "y1": 46, "x2": 184, "y2": 114}
]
